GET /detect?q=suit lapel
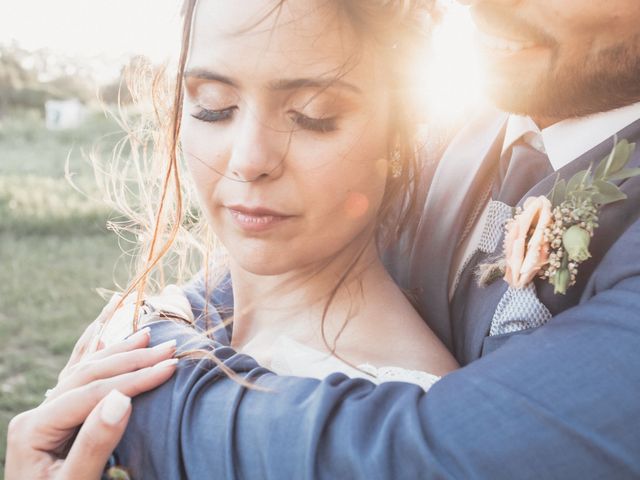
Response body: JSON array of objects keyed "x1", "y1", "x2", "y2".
[
  {"x1": 462, "y1": 117, "x2": 640, "y2": 361},
  {"x1": 533, "y1": 118, "x2": 640, "y2": 312},
  {"x1": 522, "y1": 118, "x2": 640, "y2": 201},
  {"x1": 409, "y1": 110, "x2": 508, "y2": 350}
]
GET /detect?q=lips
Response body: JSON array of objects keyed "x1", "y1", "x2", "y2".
[
  {"x1": 476, "y1": 30, "x2": 537, "y2": 53},
  {"x1": 471, "y1": 6, "x2": 553, "y2": 55},
  {"x1": 226, "y1": 205, "x2": 294, "y2": 232}
]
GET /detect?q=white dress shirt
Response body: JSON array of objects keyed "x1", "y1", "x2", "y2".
[{"x1": 448, "y1": 101, "x2": 640, "y2": 299}]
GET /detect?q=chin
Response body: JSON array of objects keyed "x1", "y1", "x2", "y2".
[
  {"x1": 234, "y1": 254, "x2": 297, "y2": 277},
  {"x1": 486, "y1": 56, "x2": 640, "y2": 119},
  {"x1": 485, "y1": 76, "x2": 542, "y2": 116}
]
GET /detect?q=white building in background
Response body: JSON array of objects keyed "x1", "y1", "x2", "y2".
[{"x1": 45, "y1": 99, "x2": 86, "y2": 130}]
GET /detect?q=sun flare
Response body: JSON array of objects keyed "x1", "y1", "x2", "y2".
[{"x1": 417, "y1": 1, "x2": 486, "y2": 126}]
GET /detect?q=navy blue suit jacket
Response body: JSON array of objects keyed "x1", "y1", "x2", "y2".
[{"x1": 115, "y1": 111, "x2": 640, "y2": 479}]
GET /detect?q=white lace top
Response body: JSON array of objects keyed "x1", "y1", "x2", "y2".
[{"x1": 269, "y1": 336, "x2": 440, "y2": 391}]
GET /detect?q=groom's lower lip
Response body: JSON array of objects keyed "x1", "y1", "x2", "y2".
[
  {"x1": 479, "y1": 43, "x2": 546, "y2": 60},
  {"x1": 477, "y1": 30, "x2": 537, "y2": 51},
  {"x1": 475, "y1": 31, "x2": 550, "y2": 65},
  {"x1": 477, "y1": 40, "x2": 549, "y2": 73}
]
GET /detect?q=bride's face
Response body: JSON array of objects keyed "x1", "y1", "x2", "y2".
[{"x1": 181, "y1": 0, "x2": 393, "y2": 275}]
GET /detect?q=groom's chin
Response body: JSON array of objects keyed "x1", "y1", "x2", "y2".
[
  {"x1": 483, "y1": 69, "x2": 596, "y2": 121},
  {"x1": 482, "y1": 44, "x2": 640, "y2": 120},
  {"x1": 482, "y1": 77, "x2": 547, "y2": 118},
  {"x1": 486, "y1": 76, "x2": 640, "y2": 123}
]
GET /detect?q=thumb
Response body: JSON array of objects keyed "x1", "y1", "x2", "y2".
[{"x1": 57, "y1": 389, "x2": 132, "y2": 480}]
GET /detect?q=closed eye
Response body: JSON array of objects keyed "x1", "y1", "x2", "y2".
[
  {"x1": 191, "y1": 106, "x2": 237, "y2": 123},
  {"x1": 289, "y1": 111, "x2": 337, "y2": 133},
  {"x1": 191, "y1": 107, "x2": 337, "y2": 133}
]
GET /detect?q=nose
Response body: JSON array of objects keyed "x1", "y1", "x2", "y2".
[{"x1": 226, "y1": 109, "x2": 285, "y2": 182}]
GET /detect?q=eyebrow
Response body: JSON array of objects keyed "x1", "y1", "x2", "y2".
[{"x1": 184, "y1": 68, "x2": 362, "y2": 94}]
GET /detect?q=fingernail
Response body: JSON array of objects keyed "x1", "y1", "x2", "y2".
[
  {"x1": 153, "y1": 339, "x2": 177, "y2": 351},
  {"x1": 101, "y1": 389, "x2": 131, "y2": 426},
  {"x1": 129, "y1": 327, "x2": 151, "y2": 342},
  {"x1": 153, "y1": 358, "x2": 179, "y2": 369}
]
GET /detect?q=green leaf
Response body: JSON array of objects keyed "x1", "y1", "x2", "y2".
[
  {"x1": 594, "y1": 138, "x2": 620, "y2": 179},
  {"x1": 606, "y1": 167, "x2": 640, "y2": 182},
  {"x1": 547, "y1": 177, "x2": 566, "y2": 208},
  {"x1": 566, "y1": 168, "x2": 591, "y2": 196},
  {"x1": 594, "y1": 154, "x2": 610, "y2": 181},
  {"x1": 594, "y1": 139, "x2": 635, "y2": 180},
  {"x1": 607, "y1": 139, "x2": 634, "y2": 175},
  {"x1": 592, "y1": 180, "x2": 627, "y2": 205}
]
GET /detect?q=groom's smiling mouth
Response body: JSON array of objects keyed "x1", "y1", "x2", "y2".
[
  {"x1": 474, "y1": 25, "x2": 554, "y2": 71},
  {"x1": 477, "y1": 31, "x2": 538, "y2": 53},
  {"x1": 471, "y1": 8, "x2": 555, "y2": 65}
]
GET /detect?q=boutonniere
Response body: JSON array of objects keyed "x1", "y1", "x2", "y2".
[{"x1": 478, "y1": 138, "x2": 639, "y2": 294}]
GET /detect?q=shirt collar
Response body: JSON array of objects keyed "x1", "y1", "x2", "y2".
[{"x1": 502, "y1": 101, "x2": 640, "y2": 171}]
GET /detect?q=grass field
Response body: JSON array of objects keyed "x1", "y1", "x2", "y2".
[{"x1": 0, "y1": 111, "x2": 127, "y2": 474}]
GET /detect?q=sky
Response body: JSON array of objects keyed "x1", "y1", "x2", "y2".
[
  {"x1": 0, "y1": 0, "x2": 484, "y2": 121},
  {"x1": 0, "y1": 0, "x2": 182, "y2": 61}
]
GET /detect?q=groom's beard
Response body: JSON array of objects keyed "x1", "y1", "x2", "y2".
[
  {"x1": 493, "y1": 36, "x2": 640, "y2": 119},
  {"x1": 476, "y1": 5, "x2": 640, "y2": 119}
]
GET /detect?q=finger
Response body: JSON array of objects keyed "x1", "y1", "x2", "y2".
[
  {"x1": 48, "y1": 338, "x2": 175, "y2": 402},
  {"x1": 36, "y1": 358, "x2": 178, "y2": 435},
  {"x1": 84, "y1": 294, "x2": 127, "y2": 356},
  {"x1": 87, "y1": 326, "x2": 151, "y2": 363},
  {"x1": 65, "y1": 294, "x2": 122, "y2": 368},
  {"x1": 63, "y1": 319, "x2": 100, "y2": 372},
  {"x1": 57, "y1": 389, "x2": 132, "y2": 480},
  {"x1": 57, "y1": 326, "x2": 150, "y2": 387}
]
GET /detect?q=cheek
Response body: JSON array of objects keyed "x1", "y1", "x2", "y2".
[
  {"x1": 310, "y1": 114, "x2": 389, "y2": 220},
  {"x1": 181, "y1": 113, "x2": 230, "y2": 166},
  {"x1": 342, "y1": 157, "x2": 388, "y2": 222},
  {"x1": 545, "y1": 0, "x2": 612, "y2": 27},
  {"x1": 180, "y1": 122, "x2": 226, "y2": 208},
  {"x1": 299, "y1": 137, "x2": 388, "y2": 227},
  {"x1": 545, "y1": 1, "x2": 638, "y2": 46}
]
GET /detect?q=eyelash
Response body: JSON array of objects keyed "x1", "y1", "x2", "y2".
[
  {"x1": 191, "y1": 107, "x2": 338, "y2": 133},
  {"x1": 288, "y1": 111, "x2": 337, "y2": 133},
  {"x1": 191, "y1": 107, "x2": 236, "y2": 123}
]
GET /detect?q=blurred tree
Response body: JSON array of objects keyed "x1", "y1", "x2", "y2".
[
  {"x1": 0, "y1": 43, "x2": 99, "y2": 118},
  {"x1": 0, "y1": 44, "x2": 40, "y2": 115},
  {"x1": 0, "y1": 44, "x2": 158, "y2": 120},
  {"x1": 99, "y1": 66, "x2": 134, "y2": 106},
  {"x1": 99, "y1": 55, "x2": 154, "y2": 106}
]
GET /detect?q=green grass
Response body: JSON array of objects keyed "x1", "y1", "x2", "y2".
[{"x1": 0, "y1": 111, "x2": 127, "y2": 475}]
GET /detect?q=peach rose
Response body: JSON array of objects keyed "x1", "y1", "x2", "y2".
[{"x1": 503, "y1": 195, "x2": 553, "y2": 289}]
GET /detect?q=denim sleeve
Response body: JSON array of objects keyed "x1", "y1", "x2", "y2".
[{"x1": 114, "y1": 221, "x2": 640, "y2": 480}]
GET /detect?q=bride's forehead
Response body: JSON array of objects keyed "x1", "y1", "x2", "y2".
[
  {"x1": 190, "y1": 0, "x2": 354, "y2": 55},
  {"x1": 188, "y1": 0, "x2": 375, "y2": 82}
]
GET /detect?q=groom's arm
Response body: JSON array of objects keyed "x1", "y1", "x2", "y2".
[{"x1": 116, "y1": 222, "x2": 640, "y2": 479}]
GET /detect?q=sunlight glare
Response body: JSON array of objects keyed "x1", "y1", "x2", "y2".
[{"x1": 417, "y1": 1, "x2": 486, "y2": 126}]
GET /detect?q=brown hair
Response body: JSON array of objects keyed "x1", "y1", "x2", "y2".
[{"x1": 97, "y1": 0, "x2": 438, "y2": 367}]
